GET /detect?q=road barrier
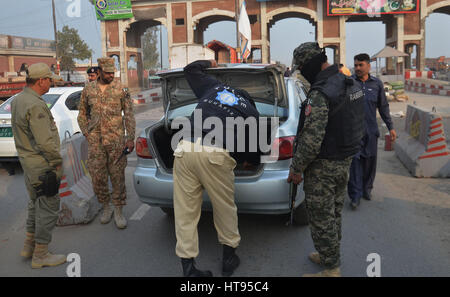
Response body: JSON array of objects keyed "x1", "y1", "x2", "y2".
[
  {"x1": 405, "y1": 80, "x2": 450, "y2": 96},
  {"x1": 57, "y1": 133, "x2": 101, "y2": 225},
  {"x1": 395, "y1": 105, "x2": 450, "y2": 177}
]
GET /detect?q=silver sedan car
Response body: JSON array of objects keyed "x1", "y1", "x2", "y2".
[{"x1": 133, "y1": 64, "x2": 309, "y2": 225}]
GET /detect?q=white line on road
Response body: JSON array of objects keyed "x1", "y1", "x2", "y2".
[{"x1": 129, "y1": 204, "x2": 151, "y2": 221}]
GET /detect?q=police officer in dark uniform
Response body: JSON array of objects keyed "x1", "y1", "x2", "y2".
[
  {"x1": 347, "y1": 54, "x2": 396, "y2": 209},
  {"x1": 86, "y1": 66, "x2": 99, "y2": 82},
  {"x1": 173, "y1": 59, "x2": 261, "y2": 277}
]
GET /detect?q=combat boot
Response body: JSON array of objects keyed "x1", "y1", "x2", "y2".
[
  {"x1": 302, "y1": 267, "x2": 341, "y2": 277},
  {"x1": 308, "y1": 252, "x2": 321, "y2": 265},
  {"x1": 20, "y1": 232, "x2": 35, "y2": 258},
  {"x1": 100, "y1": 202, "x2": 114, "y2": 224},
  {"x1": 181, "y1": 258, "x2": 213, "y2": 277},
  {"x1": 31, "y1": 243, "x2": 66, "y2": 269},
  {"x1": 222, "y1": 245, "x2": 240, "y2": 277},
  {"x1": 114, "y1": 206, "x2": 127, "y2": 229}
]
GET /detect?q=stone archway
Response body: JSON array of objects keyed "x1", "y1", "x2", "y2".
[{"x1": 191, "y1": 9, "x2": 236, "y2": 44}]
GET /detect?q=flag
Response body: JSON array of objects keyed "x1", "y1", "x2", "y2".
[{"x1": 238, "y1": 1, "x2": 251, "y2": 60}]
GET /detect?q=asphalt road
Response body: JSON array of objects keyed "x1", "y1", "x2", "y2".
[{"x1": 0, "y1": 95, "x2": 449, "y2": 277}]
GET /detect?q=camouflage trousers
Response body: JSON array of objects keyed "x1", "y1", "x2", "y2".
[
  {"x1": 303, "y1": 157, "x2": 352, "y2": 269},
  {"x1": 87, "y1": 134, "x2": 127, "y2": 206}
]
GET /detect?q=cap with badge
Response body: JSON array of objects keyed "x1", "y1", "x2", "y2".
[
  {"x1": 27, "y1": 63, "x2": 62, "y2": 81},
  {"x1": 97, "y1": 57, "x2": 116, "y2": 72},
  {"x1": 87, "y1": 66, "x2": 99, "y2": 74}
]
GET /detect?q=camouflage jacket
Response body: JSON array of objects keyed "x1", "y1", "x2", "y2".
[
  {"x1": 11, "y1": 87, "x2": 62, "y2": 186},
  {"x1": 290, "y1": 90, "x2": 329, "y2": 173},
  {"x1": 78, "y1": 80, "x2": 136, "y2": 146}
]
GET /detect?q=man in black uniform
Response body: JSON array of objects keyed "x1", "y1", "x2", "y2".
[{"x1": 173, "y1": 59, "x2": 260, "y2": 277}]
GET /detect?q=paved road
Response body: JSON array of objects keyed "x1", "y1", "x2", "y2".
[{"x1": 0, "y1": 96, "x2": 449, "y2": 277}]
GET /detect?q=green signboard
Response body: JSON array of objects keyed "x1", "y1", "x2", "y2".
[
  {"x1": 327, "y1": 0, "x2": 419, "y2": 16},
  {"x1": 95, "y1": 0, "x2": 134, "y2": 21}
]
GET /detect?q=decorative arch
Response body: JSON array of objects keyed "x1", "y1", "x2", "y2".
[
  {"x1": 427, "y1": 1, "x2": 450, "y2": 15},
  {"x1": 266, "y1": 6, "x2": 318, "y2": 24},
  {"x1": 192, "y1": 9, "x2": 235, "y2": 26}
]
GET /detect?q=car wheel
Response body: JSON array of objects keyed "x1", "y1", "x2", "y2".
[
  {"x1": 293, "y1": 200, "x2": 309, "y2": 226},
  {"x1": 160, "y1": 207, "x2": 174, "y2": 217}
]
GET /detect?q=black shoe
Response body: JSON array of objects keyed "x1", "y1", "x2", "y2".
[
  {"x1": 222, "y1": 245, "x2": 240, "y2": 277},
  {"x1": 350, "y1": 199, "x2": 360, "y2": 210},
  {"x1": 363, "y1": 193, "x2": 372, "y2": 201},
  {"x1": 181, "y1": 258, "x2": 213, "y2": 277}
]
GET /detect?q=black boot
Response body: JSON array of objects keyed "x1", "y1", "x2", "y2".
[
  {"x1": 222, "y1": 245, "x2": 240, "y2": 277},
  {"x1": 181, "y1": 258, "x2": 213, "y2": 277}
]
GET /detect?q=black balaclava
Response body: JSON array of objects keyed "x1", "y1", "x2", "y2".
[{"x1": 300, "y1": 51, "x2": 328, "y2": 84}]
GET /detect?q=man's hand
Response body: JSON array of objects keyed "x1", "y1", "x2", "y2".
[
  {"x1": 390, "y1": 129, "x2": 397, "y2": 142},
  {"x1": 287, "y1": 168, "x2": 303, "y2": 185},
  {"x1": 209, "y1": 60, "x2": 218, "y2": 68},
  {"x1": 125, "y1": 140, "x2": 135, "y2": 153}
]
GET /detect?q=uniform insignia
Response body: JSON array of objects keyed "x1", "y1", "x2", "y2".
[
  {"x1": 216, "y1": 90, "x2": 238, "y2": 106},
  {"x1": 305, "y1": 104, "x2": 312, "y2": 116},
  {"x1": 37, "y1": 113, "x2": 46, "y2": 119}
]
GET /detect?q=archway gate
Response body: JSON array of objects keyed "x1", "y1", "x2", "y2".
[{"x1": 100, "y1": 0, "x2": 450, "y2": 88}]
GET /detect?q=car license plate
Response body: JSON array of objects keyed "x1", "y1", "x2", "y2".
[{"x1": 0, "y1": 126, "x2": 13, "y2": 137}]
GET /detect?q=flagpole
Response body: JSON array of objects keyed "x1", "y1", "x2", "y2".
[{"x1": 235, "y1": 0, "x2": 241, "y2": 62}]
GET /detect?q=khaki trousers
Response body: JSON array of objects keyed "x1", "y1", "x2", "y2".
[{"x1": 173, "y1": 139, "x2": 240, "y2": 259}]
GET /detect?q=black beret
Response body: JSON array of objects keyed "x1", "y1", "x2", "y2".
[{"x1": 87, "y1": 66, "x2": 99, "y2": 74}]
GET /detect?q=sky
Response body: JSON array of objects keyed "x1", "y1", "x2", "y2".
[{"x1": 1, "y1": 0, "x2": 449, "y2": 70}]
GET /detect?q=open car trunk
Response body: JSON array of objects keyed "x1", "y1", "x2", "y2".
[
  {"x1": 148, "y1": 119, "x2": 280, "y2": 176},
  {"x1": 150, "y1": 64, "x2": 289, "y2": 176}
]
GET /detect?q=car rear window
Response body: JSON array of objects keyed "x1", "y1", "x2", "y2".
[{"x1": 0, "y1": 94, "x2": 60, "y2": 114}]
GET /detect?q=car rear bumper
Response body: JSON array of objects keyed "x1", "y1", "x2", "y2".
[
  {"x1": 0, "y1": 138, "x2": 18, "y2": 159},
  {"x1": 133, "y1": 166, "x2": 305, "y2": 215}
]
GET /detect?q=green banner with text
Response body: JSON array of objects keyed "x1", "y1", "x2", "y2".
[{"x1": 95, "y1": 0, "x2": 133, "y2": 21}]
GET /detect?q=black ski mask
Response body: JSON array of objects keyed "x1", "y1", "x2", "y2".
[{"x1": 300, "y1": 51, "x2": 328, "y2": 84}]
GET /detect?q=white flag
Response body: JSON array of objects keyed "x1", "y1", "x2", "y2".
[{"x1": 238, "y1": 1, "x2": 251, "y2": 60}]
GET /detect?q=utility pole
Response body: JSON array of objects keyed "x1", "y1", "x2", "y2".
[
  {"x1": 52, "y1": 0, "x2": 59, "y2": 73},
  {"x1": 160, "y1": 25, "x2": 163, "y2": 69}
]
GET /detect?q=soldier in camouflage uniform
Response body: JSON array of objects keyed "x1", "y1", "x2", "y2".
[
  {"x1": 11, "y1": 63, "x2": 67, "y2": 268},
  {"x1": 78, "y1": 58, "x2": 136, "y2": 229},
  {"x1": 287, "y1": 42, "x2": 365, "y2": 277}
]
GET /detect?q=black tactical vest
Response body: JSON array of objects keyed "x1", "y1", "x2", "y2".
[{"x1": 311, "y1": 71, "x2": 365, "y2": 160}]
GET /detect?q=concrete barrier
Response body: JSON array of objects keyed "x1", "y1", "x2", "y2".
[
  {"x1": 405, "y1": 70, "x2": 434, "y2": 80},
  {"x1": 395, "y1": 105, "x2": 450, "y2": 177},
  {"x1": 405, "y1": 80, "x2": 450, "y2": 96}
]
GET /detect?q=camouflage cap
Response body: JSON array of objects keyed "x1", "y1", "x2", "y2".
[
  {"x1": 97, "y1": 58, "x2": 115, "y2": 72},
  {"x1": 291, "y1": 42, "x2": 323, "y2": 72}
]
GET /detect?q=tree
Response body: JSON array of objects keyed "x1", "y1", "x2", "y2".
[
  {"x1": 142, "y1": 27, "x2": 160, "y2": 70},
  {"x1": 57, "y1": 25, "x2": 92, "y2": 72}
]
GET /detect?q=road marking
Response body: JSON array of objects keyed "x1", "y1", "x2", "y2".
[{"x1": 130, "y1": 204, "x2": 151, "y2": 221}]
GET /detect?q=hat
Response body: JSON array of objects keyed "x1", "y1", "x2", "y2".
[
  {"x1": 97, "y1": 58, "x2": 116, "y2": 72},
  {"x1": 291, "y1": 42, "x2": 323, "y2": 72},
  {"x1": 27, "y1": 63, "x2": 61, "y2": 80},
  {"x1": 87, "y1": 66, "x2": 99, "y2": 74}
]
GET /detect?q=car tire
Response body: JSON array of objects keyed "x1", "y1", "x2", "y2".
[
  {"x1": 160, "y1": 207, "x2": 174, "y2": 217},
  {"x1": 293, "y1": 200, "x2": 309, "y2": 226}
]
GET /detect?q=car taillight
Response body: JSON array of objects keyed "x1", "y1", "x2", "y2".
[
  {"x1": 136, "y1": 137, "x2": 153, "y2": 159},
  {"x1": 272, "y1": 136, "x2": 295, "y2": 160}
]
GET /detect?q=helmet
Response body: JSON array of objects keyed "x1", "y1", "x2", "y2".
[{"x1": 291, "y1": 42, "x2": 323, "y2": 72}]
